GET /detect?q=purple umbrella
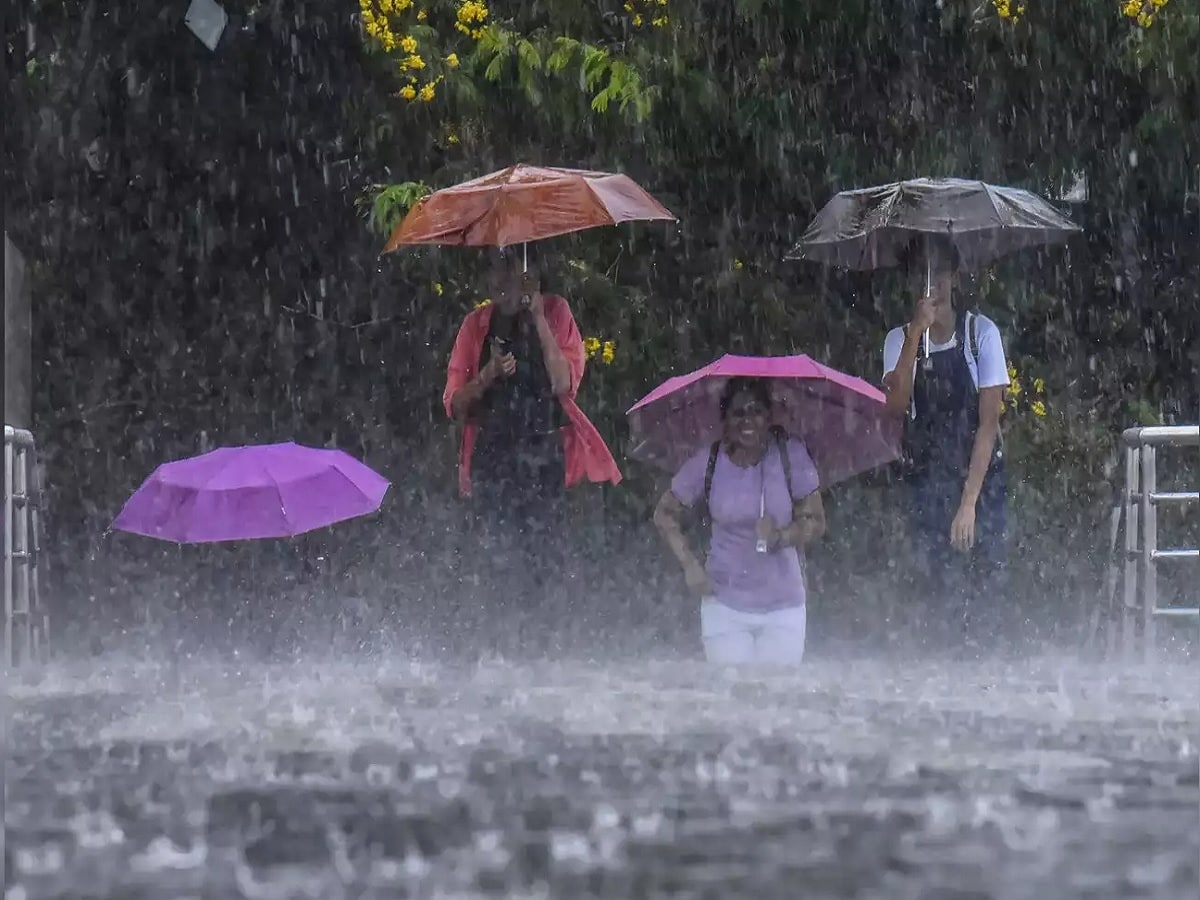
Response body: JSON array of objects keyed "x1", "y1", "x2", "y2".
[
  {"x1": 626, "y1": 354, "x2": 901, "y2": 487},
  {"x1": 112, "y1": 442, "x2": 390, "y2": 544}
]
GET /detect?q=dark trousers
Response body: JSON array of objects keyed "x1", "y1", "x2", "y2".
[
  {"x1": 457, "y1": 430, "x2": 568, "y2": 653},
  {"x1": 906, "y1": 459, "x2": 1007, "y2": 650}
]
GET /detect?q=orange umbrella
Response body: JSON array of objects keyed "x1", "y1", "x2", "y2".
[{"x1": 381, "y1": 163, "x2": 676, "y2": 253}]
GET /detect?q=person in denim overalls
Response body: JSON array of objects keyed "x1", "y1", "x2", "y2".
[{"x1": 882, "y1": 247, "x2": 1010, "y2": 651}]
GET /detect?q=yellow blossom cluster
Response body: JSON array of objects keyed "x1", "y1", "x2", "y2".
[
  {"x1": 1122, "y1": 0, "x2": 1170, "y2": 27},
  {"x1": 360, "y1": 0, "x2": 410, "y2": 50},
  {"x1": 992, "y1": 0, "x2": 1026, "y2": 24},
  {"x1": 584, "y1": 337, "x2": 616, "y2": 366},
  {"x1": 1003, "y1": 364, "x2": 1047, "y2": 417},
  {"x1": 455, "y1": 1, "x2": 489, "y2": 39},
  {"x1": 624, "y1": 0, "x2": 669, "y2": 29},
  {"x1": 358, "y1": 0, "x2": 463, "y2": 104}
]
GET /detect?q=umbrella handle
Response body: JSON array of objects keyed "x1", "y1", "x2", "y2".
[
  {"x1": 924, "y1": 253, "x2": 932, "y2": 360},
  {"x1": 756, "y1": 483, "x2": 769, "y2": 553}
]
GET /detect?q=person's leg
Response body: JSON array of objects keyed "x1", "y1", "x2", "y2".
[
  {"x1": 752, "y1": 604, "x2": 807, "y2": 665},
  {"x1": 967, "y1": 463, "x2": 1009, "y2": 650},
  {"x1": 700, "y1": 599, "x2": 756, "y2": 664},
  {"x1": 503, "y1": 433, "x2": 566, "y2": 655},
  {"x1": 907, "y1": 477, "x2": 957, "y2": 650},
  {"x1": 463, "y1": 435, "x2": 525, "y2": 656}
]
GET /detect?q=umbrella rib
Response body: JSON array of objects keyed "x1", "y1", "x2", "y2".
[
  {"x1": 983, "y1": 185, "x2": 1009, "y2": 231},
  {"x1": 193, "y1": 450, "x2": 240, "y2": 493},
  {"x1": 257, "y1": 460, "x2": 297, "y2": 535},
  {"x1": 326, "y1": 463, "x2": 381, "y2": 507}
]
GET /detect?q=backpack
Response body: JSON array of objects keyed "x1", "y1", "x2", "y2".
[
  {"x1": 898, "y1": 309, "x2": 1005, "y2": 471},
  {"x1": 697, "y1": 427, "x2": 809, "y2": 594},
  {"x1": 701, "y1": 426, "x2": 795, "y2": 520},
  {"x1": 901, "y1": 309, "x2": 984, "y2": 420}
]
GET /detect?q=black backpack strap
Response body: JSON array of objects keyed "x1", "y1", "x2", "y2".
[
  {"x1": 773, "y1": 427, "x2": 795, "y2": 504},
  {"x1": 966, "y1": 310, "x2": 1007, "y2": 456},
  {"x1": 701, "y1": 440, "x2": 720, "y2": 517},
  {"x1": 899, "y1": 324, "x2": 917, "y2": 421}
]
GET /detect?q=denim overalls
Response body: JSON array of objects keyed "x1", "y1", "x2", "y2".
[{"x1": 906, "y1": 311, "x2": 1007, "y2": 643}]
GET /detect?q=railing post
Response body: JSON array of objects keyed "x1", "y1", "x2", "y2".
[
  {"x1": 1121, "y1": 443, "x2": 1140, "y2": 660},
  {"x1": 4, "y1": 424, "x2": 50, "y2": 669},
  {"x1": 30, "y1": 455, "x2": 48, "y2": 658},
  {"x1": 1139, "y1": 444, "x2": 1157, "y2": 663},
  {"x1": 3, "y1": 433, "x2": 13, "y2": 668},
  {"x1": 13, "y1": 440, "x2": 30, "y2": 664},
  {"x1": 1114, "y1": 425, "x2": 1198, "y2": 662}
]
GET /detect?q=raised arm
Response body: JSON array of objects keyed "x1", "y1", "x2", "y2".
[
  {"x1": 533, "y1": 294, "x2": 582, "y2": 398},
  {"x1": 774, "y1": 492, "x2": 826, "y2": 548},
  {"x1": 882, "y1": 295, "x2": 936, "y2": 419},
  {"x1": 445, "y1": 315, "x2": 497, "y2": 422},
  {"x1": 654, "y1": 490, "x2": 712, "y2": 597}
]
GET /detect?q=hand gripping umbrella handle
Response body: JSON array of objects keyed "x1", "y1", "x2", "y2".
[
  {"x1": 756, "y1": 482, "x2": 769, "y2": 554},
  {"x1": 924, "y1": 253, "x2": 932, "y2": 360}
]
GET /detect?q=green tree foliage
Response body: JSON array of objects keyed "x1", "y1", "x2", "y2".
[{"x1": 4, "y1": 0, "x2": 1197, "y2": 645}]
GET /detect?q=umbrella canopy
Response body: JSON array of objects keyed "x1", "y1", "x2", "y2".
[
  {"x1": 785, "y1": 177, "x2": 1081, "y2": 271},
  {"x1": 382, "y1": 163, "x2": 676, "y2": 251},
  {"x1": 626, "y1": 354, "x2": 901, "y2": 488},
  {"x1": 112, "y1": 442, "x2": 390, "y2": 544}
]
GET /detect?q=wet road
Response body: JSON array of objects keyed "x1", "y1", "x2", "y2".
[{"x1": 6, "y1": 653, "x2": 1198, "y2": 899}]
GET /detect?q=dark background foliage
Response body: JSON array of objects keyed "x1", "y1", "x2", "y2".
[{"x1": 4, "y1": 0, "x2": 1197, "y2": 655}]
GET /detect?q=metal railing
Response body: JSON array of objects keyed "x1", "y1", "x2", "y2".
[
  {"x1": 4, "y1": 425, "x2": 51, "y2": 668},
  {"x1": 1116, "y1": 425, "x2": 1198, "y2": 661}
]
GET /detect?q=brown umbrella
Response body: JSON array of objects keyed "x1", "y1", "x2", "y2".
[{"x1": 381, "y1": 163, "x2": 676, "y2": 253}]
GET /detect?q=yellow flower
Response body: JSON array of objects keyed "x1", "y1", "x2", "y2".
[
  {"x1": 417, "y1": 8, "x2": 427, "y2": 20},
  {"x1": 455, "y1": 0, "x2": 489, "y2": 34},
  {"x1": 475, "y1": 298, "x2": 492, "y2": 309},
  {"x1": 399, "y1": 35, "x2": 417, "y2": 54},
  {"x1": 434, "y1": 282, "x2": 444, "y2": 296},
  {"x1": 733, "y1": 259, "x2": 744, "y2": 270},
  {"x1": 398, "y1": 84, "x2": 416, "y2": 100},
  {"x1": 652, "y1": 16, "x2": 668, "y2": 26},
  {"x1": 418, "y1": 81, "x2": 436, "y2": 102},
  {"x1": 1007, "y1": 379, "x2": 1023, "y2": 399},
  {"x1": 445, "y1": 52, "x2": 460, "y2": 68},
  {"x1": 401, "y1": 53, "x2": 426, "y2": 70},
  {"x1": 633, "y1": 13, "x2": 643, "y2": 26},
  {"x1": 1033, "y1": 377, "x2": 1045, "y2": 394},
  {"x1": 601, "y1": 341, "x2": 615, "y2": 365},
  {"x1": 1031, "y1": 400, "x2": 1047, "y2": 418},
  {"x1": 446, "y1": 131, "x2": 460, "y2": 144},
  {"x1": 584, "y1": 337, "x2": 601, "y2": 358}
]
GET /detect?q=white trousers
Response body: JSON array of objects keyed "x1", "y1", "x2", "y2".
[{"x1": 699, "y1": 599, "x2": 807, "y2": 665}]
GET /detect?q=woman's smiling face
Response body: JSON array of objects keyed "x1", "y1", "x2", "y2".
[{"x1": 723, "y1": 387, "x2": 770, "y2": 452}]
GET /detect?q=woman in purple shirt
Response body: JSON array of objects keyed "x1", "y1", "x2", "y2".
[{"x1": 653, "y1": 378, "x2": 826, "y2": 664}]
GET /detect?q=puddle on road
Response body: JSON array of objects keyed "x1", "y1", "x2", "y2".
[{"x1": 6, "y1": 653, "x2": 1198, "y2": 899}]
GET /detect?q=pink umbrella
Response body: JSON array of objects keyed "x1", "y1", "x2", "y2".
[
  {"x1": 112, "y1": 442, "x2": 389, "y2": 544},
  {"x1": 626, "y1": 354, "x2": 901, "y2": 487}
]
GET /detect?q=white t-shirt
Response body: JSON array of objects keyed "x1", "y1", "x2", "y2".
[{"x1": 882, "y1": 313, "x2": 1010, "y2": 391}]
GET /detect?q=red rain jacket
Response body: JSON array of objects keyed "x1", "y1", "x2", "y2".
[{"x1": 443, "y1": 294, "x2": 622, "y2": 498}]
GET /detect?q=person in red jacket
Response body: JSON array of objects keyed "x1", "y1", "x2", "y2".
[{"x1": 443, "y1": 246, "x2": 621, "y2": 645}]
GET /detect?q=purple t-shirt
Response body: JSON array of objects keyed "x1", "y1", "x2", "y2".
[{"x1": 671, "y1": 438, "x2": 820, "y2": 614}]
